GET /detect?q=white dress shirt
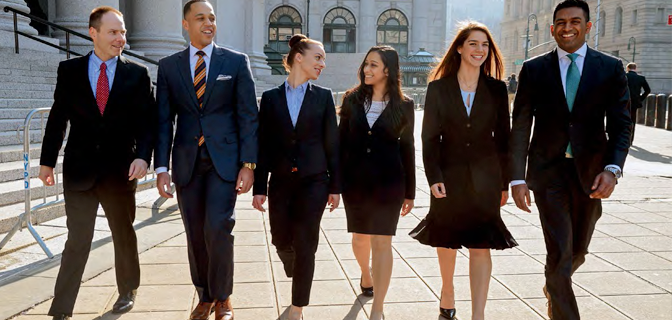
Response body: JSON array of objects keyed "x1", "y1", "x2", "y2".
[
  {"x1": 366, "y1": 101, "x2": 387, "y2": 127},
  {"x1": 511, "y1": 43, "x2": 621, "y2": 187},
  {"x1": 156, "y1": 42, "x2": 214, "y2": 175}
]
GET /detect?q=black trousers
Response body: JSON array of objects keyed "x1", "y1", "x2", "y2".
[
  {"x1": 532, "y1": 159, "x2": 601, "y2": 320},
  {"x1": 176, "y1": 146, "x2": 237, "y2": 302},
  {"x1": 49, "y1": 180, "x2": 139, "y2": 317},
  {"x1": 268, "y1": 172, "x2": 329, "y2": 307}
]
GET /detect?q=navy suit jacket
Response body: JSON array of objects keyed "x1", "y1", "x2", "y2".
[{"x1": 155, "y1": 44, "x2": 258, "y2": 186}]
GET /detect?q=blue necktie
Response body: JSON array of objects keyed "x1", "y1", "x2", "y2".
[{"x1": 565, "y1": 53, "x2": 580, "y2": 157}]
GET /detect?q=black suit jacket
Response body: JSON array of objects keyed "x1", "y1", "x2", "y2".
[
  {"x1": 626, "y1": 71, "x2": 651, "y2": 110},
  {"x1": 422, "y1": 74, "x2": 510, "y2": 193},
  {"x1": 155, "y1": 44, "x2": 258, "y2": 186},
  {"x1": 253, "y1": 82, "x2": 341, "y2": 195},
  {"x1": 40, "y1": 53, "x2": 156, "y2": 191},
  {"x1": 510, "y1": 47, "x2": 632, "y2": 194},
  {"x1": 339, "y1": 95, "x2": 416, "y2": 200}
]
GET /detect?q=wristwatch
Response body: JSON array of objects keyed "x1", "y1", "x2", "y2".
[
  {"x1": 242, "y1": 162, "x2": 256, "y2": 170},
  {"x1": 605, "y1": 167, "x2": 622, "y2": 179}
]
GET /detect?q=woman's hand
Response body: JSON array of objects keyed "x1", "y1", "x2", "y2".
[
  {"x1": 401, "y1": 199, "x2": 414, "y2": 216},
  {"x1": 500, "y1": 190, "x2": 509, "y2": 207},
  {"x1": 430, "y1": 183, "x2": 446, "y2": 198}
]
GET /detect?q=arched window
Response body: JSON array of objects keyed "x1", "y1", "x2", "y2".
[
  {"x1": 377, "y1": 9, "x2": 409, "y2": 56},
  {"x1": 599, "y1": 11, "x2": 606, "y2": 37},
  {"x1": 268, "y1": 6, "x2": 302, "y2": 54},
  {"x1": 614, "y1": 7, "x2": 623, "y2": 34},
  {"x1": 323, "y1": 7, "x2": 356, "y2": 53}
]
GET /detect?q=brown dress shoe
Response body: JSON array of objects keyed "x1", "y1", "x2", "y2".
[
  {"x1": 214, "y1": 298, "x2": 234, "y2": 320},
  {"x1": 190, "y1": 302, "x2": 214, "y2": 320},
  {"x1": 543, "y1": 286, "x2": 552, "y2": 320}
]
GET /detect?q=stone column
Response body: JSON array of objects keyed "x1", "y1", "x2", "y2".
[
  {"x1": 244, "y1": 0, "x2": 270, "y2": 75},
  {"x1": 358, "y1": 0, "x2": 376, "y2": 52},
  {"x1": 216, "y1": 0, "x2": 269, "y2": 76},
  {"x1": 411, "y1": 0, "x2": 429, "y2": 54},
  {"x1": 52, "y1": 0, "x2": 118, "y2": 53},
  {"x1": 126, "y1": 0, "x2": 185, "y2": 61},
  {"x1": 0, "y1": 0, "x2": 37, "y2": 35}
]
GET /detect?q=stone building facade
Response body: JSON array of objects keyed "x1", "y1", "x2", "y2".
[
  {"x1": 0, "y1": 0, "x2": 448, "y2": 92},
  {"x1": 500, "y1": 0, "x2": 671, "y2": 94}
]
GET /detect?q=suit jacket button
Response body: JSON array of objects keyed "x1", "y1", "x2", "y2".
[
  {"x1": 466, "y1": 143, "x2": 471, "y2": 147},
  {"x1": 466, "y1": 123, "x2": 471, "y2": 128},
  {"x1": 194, "y1": 136, "x2": 198, "y2": 140},
  {"x1": 366, "y1": 148, "x2": 371, "y2": 153},
  {"x1": 368, "y1": 131, "x2": 372, "y2": 135}
]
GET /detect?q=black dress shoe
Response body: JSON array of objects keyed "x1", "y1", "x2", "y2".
[
  {"x1": 439, "y1": 307, "x2": 457, "y2": 319},
  {"x1": 51, "y1": 315, "x2": 71, "y2": 320},
  {"x1": 360, "y1": 280, "x2": 374, "y2": 297},
  {"x1": 112, "y1": 290, "x2": 137, "y2": 314}
]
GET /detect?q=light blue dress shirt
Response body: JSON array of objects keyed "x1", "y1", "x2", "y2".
[
  {"x1": 88, "y1": 52, "x2": 117, "y2": 98},
  {"x1": 285, "y1": 80, "x2": 309, "y2": 127},
  {"x1": 460, "y1": 89, "x2": 476, "y2": 116}
]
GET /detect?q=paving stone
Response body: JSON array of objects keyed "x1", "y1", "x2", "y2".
[
  {"x1": 653, "y1": 251, "x2": 672, "y2": 262},
  {"x1": 490, "y1": 255, "x2": 544, "y2": 275},
  {"x1": 231, "y1": 282, "x2": 276, "y2": 309},
  {"x1": 157, "y1": 233, "x2": 187, "y2": 247},
  {"x1": 619, "y1": 236, "x2": 672, "y2": 252},
  {"x1": 572, "y1": 272, "x2": 665, "y2": 295},
  {"x1": 28, "y1": 286, "x2": 115, "y2": 315},
  {"x1": 393, "y1": 242, "x2": 438, "y2": 258},
  {"x1": 573, "y1": 254, "x2": 622, "y2": 273},
  {"x1": 320, "y1": 218, "x2": 348, "y2": 230},
  {"x1": 494, "y1": 273, "x2": 589, "y2": 298},
  {"x1": 233, "y1": 231, "x2": 268, "y2": 246},
  {"x1": 632, "y1": 270, "x2": 672, "y2": 292},
  {"x1": 234, "y1": 245, "x2": 269, "y2": 263},
  {"x1": 356, "y1": 277, "x2": 436, "y2": 304},
  {"x1": 138, "y1": 246, "x2": 187, "y2": 265},
  {"x1": 526, "y1": 296, "x2": 629, "y2": 320},
  {"x1": 507, "y1": 225, "x2": 545, "y2": 239},
  {"x1": 639, "y1": 223, "x2": 672, "y2": 235},
  {"x1": 273, "y1": 259, "x2": 344, "y2": 282},
  {"x1": 115, "y1": 285, "x2": 193, "y2": 312},
  {"x1": 423, "y1": 275, "x2": 516, "y2": 301},
  {"x1": 594, "y1": 252, "x2": 672, "y2": 271},
  {"x1": 608, "y1": 211, "x2": 672, "y2": 223},
  {"x1": 233, "y1": 220, "x2": 265, "y2": 232},
  {"x1": 329, "y1": 243, "x2": 400, "y2": 261},
  {"x1": 299, "y1": 305, "x2": 367, "y2": 320},
  {"x1": 138, "y1": 264, "x2": 191, "y2": 285},
  {"x1": 405, "y1": 256, "x2": 470, "y2": 277},
  {"x1": 98, "y1": 311, "x2": 189, "y2": 320},
  {"x1": 233, "y1": 261, "x2": 272, "y2": 283},
  {"x1": 454, "y1": 299, "x2": 545, "y2": 320},
  {"x1": 602, "y1": 294, "x2": 672, "y2": 320},
  {"x1": 596, "y1": 224, "x2": 659, "y2": 237},
  {"x1": 340, "y1": 258, "x2": 417, "y2": 280},
  {"x1": 232, "y1": 307, "x2": 278, "y2": 320},
  {"x1": 277, "y1": 279, "x2": 356, "y2": 307},
  {"x1": 322, "y1": 230, "x2": 352, "y2": 244}
]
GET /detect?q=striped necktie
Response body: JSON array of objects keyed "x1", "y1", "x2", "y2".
[
  {"x1": 565, "y1": 52, "x2": 580, "y2": 157},
  {"x1": 194, "y1": 51, "x2": 206, "y2": 146}
]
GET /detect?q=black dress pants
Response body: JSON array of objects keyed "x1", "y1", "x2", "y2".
[
  {"x1": 532, "y1": 159, "x2": 602, "y2": 320},
  {"x1": 49, "y1": 180, "x2": 139, "y2": 316},
  {"x1": 176, "y1": 146, "x2": 237, "y2": 302},
  {"x1": 268, "y1": 172, "x2": 329, "y2": 307}
]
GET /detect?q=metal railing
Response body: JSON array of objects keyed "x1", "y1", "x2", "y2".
[
  {"x1": 0, "y1": 109, "x2": 160, "y2": 258},
  {"x1": 3, "y1": 6, "x2": 158, "y2": 66}
]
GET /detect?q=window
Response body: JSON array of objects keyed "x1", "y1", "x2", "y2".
[
  {"x1": 615, "y1": 7, "x2": 623, "y2": 35},
  {"x1": 657, "y1": 8, "x2": 665, "y2": 24},
  {"x1": 599, "y1": 11, "x2": 606, "y2": 37},
  {"x1": 632, "y1": 10, "x2": 638, "y2": 25},
  {"x1": 268, "y1": 6, "x2": 302, "y2": 54},
  {"x1": 377, "y1": 9, "x2": 409, "y2": 56},
  {"x1": 323, "y1": 7, "x2": 356, "y2": 53}
]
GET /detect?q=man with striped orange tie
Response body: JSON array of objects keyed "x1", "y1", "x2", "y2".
[{"x1": 154, "y1": 1, "x2": 258, "y2": 319}]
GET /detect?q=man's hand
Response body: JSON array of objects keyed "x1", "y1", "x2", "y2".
[
  {"x1": 500, "y1": 190, "x2": 509, "y2": 207},
  {"x1": 430, "y1": 183, "x2": 446, "y2": 198},
  {"x1": 252, "y1": 195, "x2": 266, "y2": 212},
  {"x1": 590, "y1": 171, "x2": 617, "y2": 199},
  {"x1": 401, "y1": 199, "x2": 414, "y2": 216},
  {"x1": 327, "y1": 194, "x2": 340, "y2": 212},
  {"x1": 157, "y1": 172, "x2": 173, "y2": 198},
  {"x1": 236, "y1": 167, "x2": 254, "y2": 195},
  {"x1": 128, "y1": 159, "x2": 148, "y2": 181},
  {"x1": 38, "y1": 165, "x2": 55, "y2": 186},
  {"x1": 512, "y1": 184, "x2": 531, "y2": 213}
]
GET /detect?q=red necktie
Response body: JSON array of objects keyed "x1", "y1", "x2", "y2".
[{"x1": 96, "y1": 62, "x2": 109, "y2": 115}]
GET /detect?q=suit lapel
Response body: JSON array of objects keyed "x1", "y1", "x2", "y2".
[
  {"x1": 276, "y1": 83, "x2": 295, "y2": 132},
  {"x1": 469, "y1": 74, "x2": 490, "y2": 121},
  {"x1": 177, "y1": 48, "x2": 200, "y2": 110},
  {"x1": 547, "y1": 49, "x2": 570, "y2": 113},
  {"x1": 104, "y1": 55, "x2": 128, "y2": 115},
  {"x1": 201, "y1": 44, "x2": 226, "y2": 109},
  {"x1": 78, "y1": 53, "x2": 99, "y2": 117},
  {"x1": 572, "y1": 47, "x2": 601, "y2": 114},
  {"x1": 447, "y1": 75, "x2": 469, "y2": 121},
  {"x1": 294, "y1": 82, "x2": 314, "y2": 132}
]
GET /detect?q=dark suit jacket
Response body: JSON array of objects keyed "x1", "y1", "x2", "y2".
[
  {"x1": 510, "y1": 47, "x2": 632, "y2": 194},
  {"x1": 422, "y1": 74, "x2": 510, "y2": 194},
  {"x1": 339, "y1": 94, "x2": 416, "y2": 200},
  {"x1": 155, "y1": 44, "x2": 258, "y2": 187},
  {"x1": 253, "y1": 82, "x2": 341, "y2": 195},
  {"x1": 626, "y1": 71, "x2": 651, "y2": 110},
  {"x1": 40, "y1": 53, "x2": 156, "y2": 191}
]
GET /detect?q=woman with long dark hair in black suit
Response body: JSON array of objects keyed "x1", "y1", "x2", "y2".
[
  {"x1": 409, "y1": 22, "x2": 517, "y2": 320},
  {"x1": 339, "y1": 46, "x2": 415, "y2": 320},
  {"x1": 252, "y1": 34, "x2": 341, "y2": 320}
]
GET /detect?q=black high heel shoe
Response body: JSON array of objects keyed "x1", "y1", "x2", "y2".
[
  {"x1": 360, "y1": 279, "x2": 374, "y2": 297},
  {"x1": 439, "y1": 307, "x2": 457, "y2": 319}
]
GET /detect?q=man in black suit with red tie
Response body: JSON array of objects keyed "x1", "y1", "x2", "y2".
[
  {"x1": 625, "y1": 63, "x2": 651, "y2": 144},
  {"x1": 38, "y1": 6, "x2": 155, "y2": 320},
  {"x1": 510, "y1": 1, "x2": 631, "y2": 319}
]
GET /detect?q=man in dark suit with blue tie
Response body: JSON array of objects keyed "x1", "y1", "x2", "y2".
[
  {"x1": 510, "y1": 1, "x2": 631, "y2": 319},
  {"x1": 154, "y1": 1, "x2": 258, "y2": 319}
]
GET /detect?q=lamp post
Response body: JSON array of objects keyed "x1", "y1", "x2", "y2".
[
  {"x1": 627, "y1": 36, "x2": 636, "y2": 63},
  {"x1": 525, "y1": 13, "x2": 539, "y2": 61},
  {"x1": 306, "y1": 0, "x2": 310, "y2": 37}
]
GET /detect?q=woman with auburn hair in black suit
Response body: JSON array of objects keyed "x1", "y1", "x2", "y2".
[
  {"x1": 339, "y1": 45, "x2": 415, "y2": 320},
  {"x1": 252, "y1": 34, "x2": 341, "y2": 320},
  {"x1": 409, "y1": 22, "x2": 518, "y2": 320}
]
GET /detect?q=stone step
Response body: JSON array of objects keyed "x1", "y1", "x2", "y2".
[
  {"x1": 0, "y1": 74, "x2": 57, "y2": 86},
  {"x1": 0, "y1": 130, "x2": 43, "y2": 147},
  {"x1": 0, "y1": 173, "x2": 65, "y2": 207},
  {"x1": 0, "y1": 99, "x2": 54, "y2": 109},
  {"x1": 0, "y1": 108, "x2": 43, "y2": 120},
  {"x1": 0, "y1": 82, "x2": 55, "y2": 92},
  {"x1": 0, "y1": 156, "x2": 63, "y2": 183},
  {"x1": 0, "y1": 143, "x2": 62, "y2": 163},
  {"x1": 0, "y1": 118, "x2": 49, "y2": 133},
  {"x1": 0, "y1": 89, "x2": 53, "y2": 99}
]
